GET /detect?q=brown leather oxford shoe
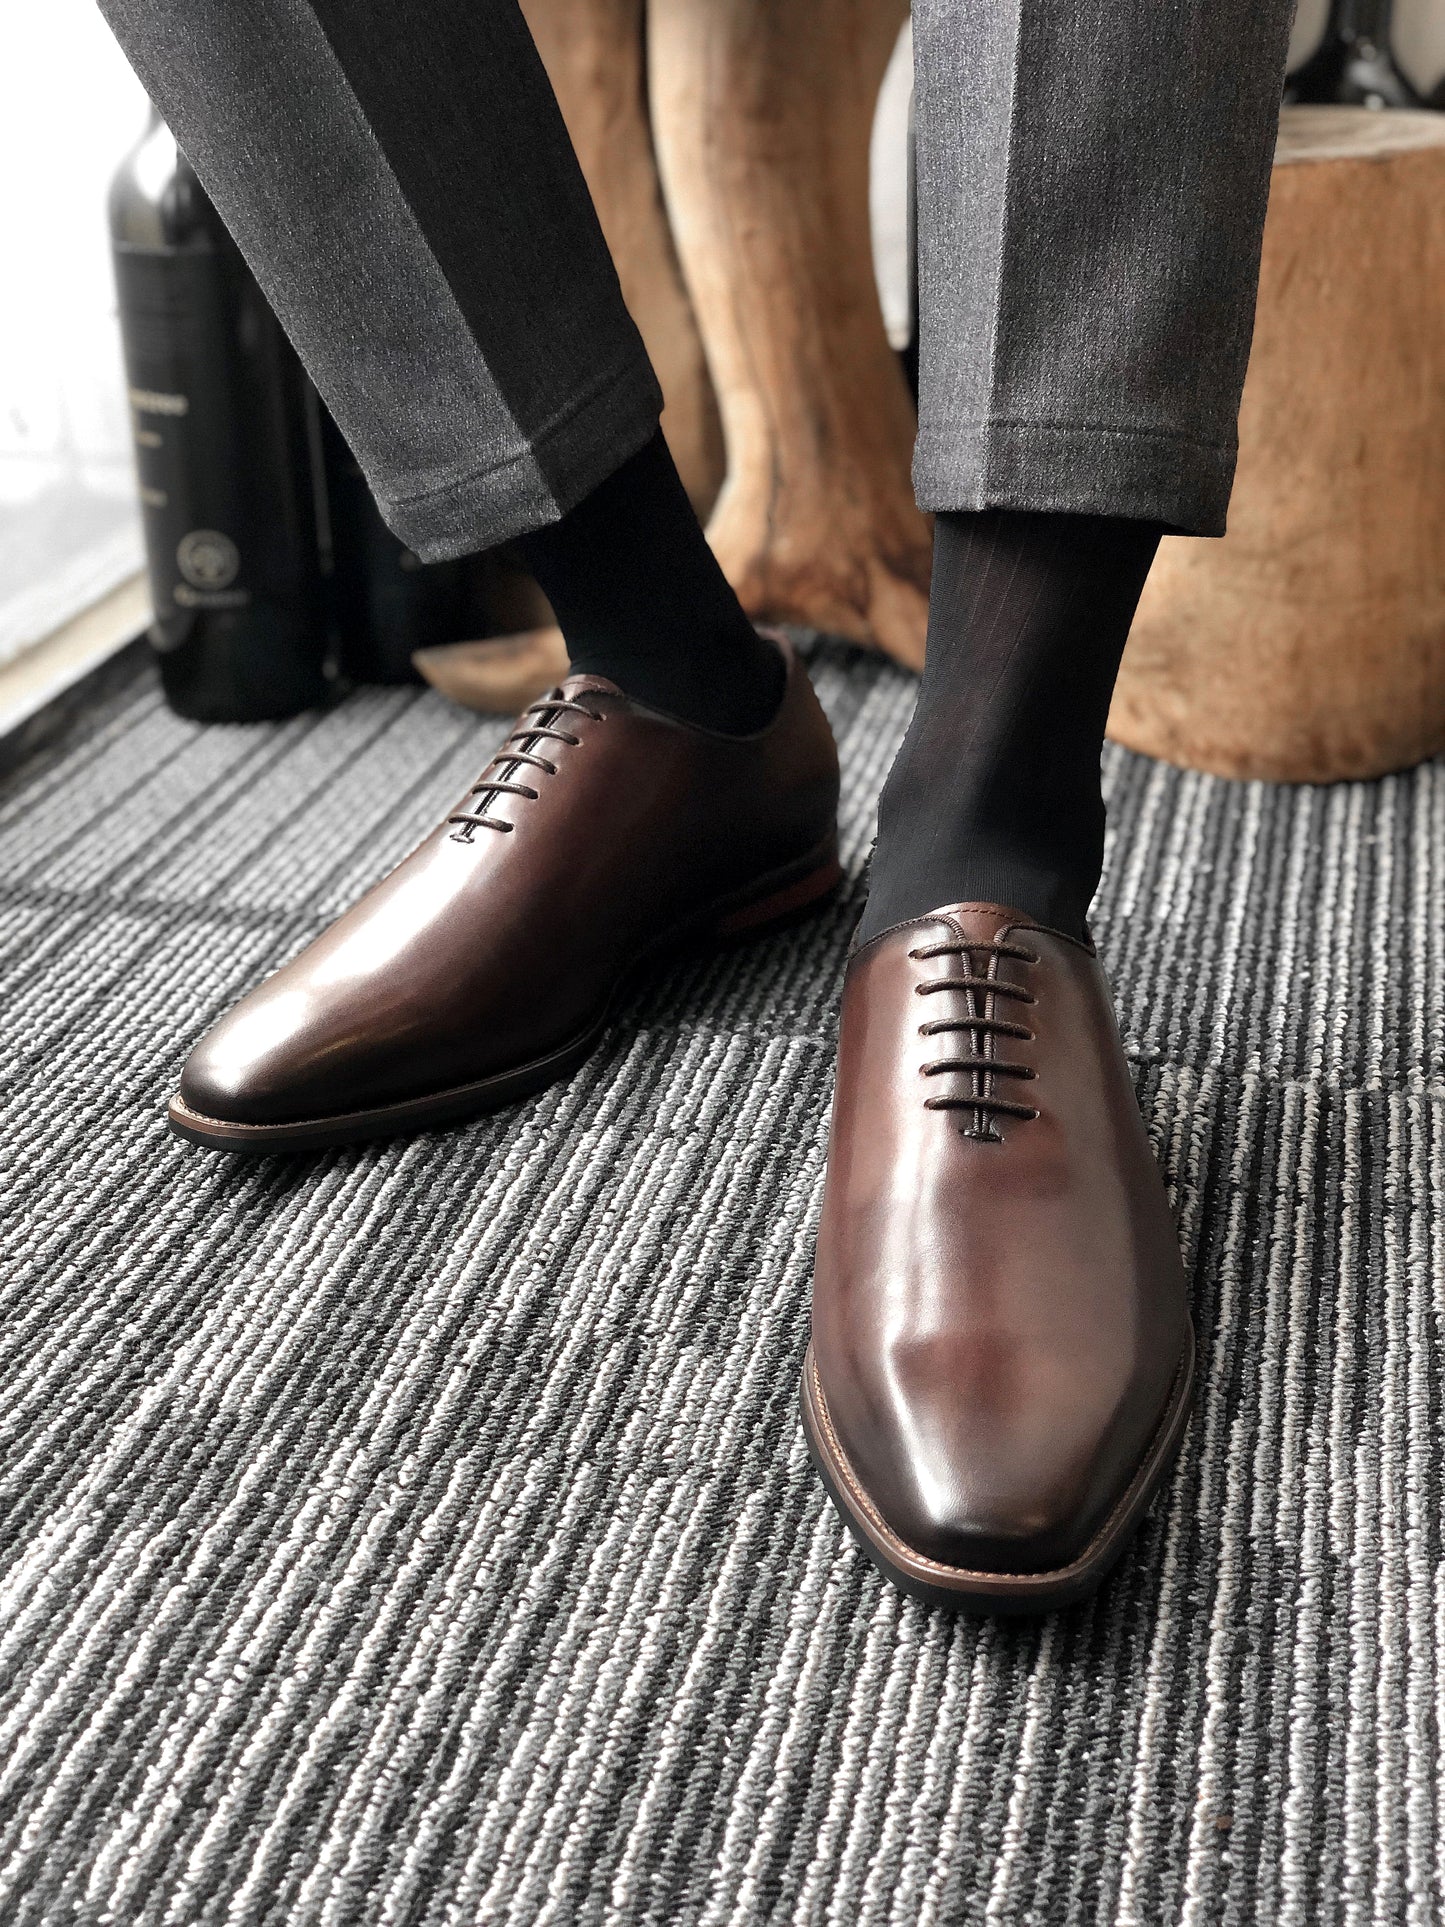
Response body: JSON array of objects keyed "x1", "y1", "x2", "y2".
[
  {"x1": 803, "y1": 902, "x2": 1194, "y2": 1613},
  {"x1": 170, "y1": 635, "x2": 839, "y2": 1151}
]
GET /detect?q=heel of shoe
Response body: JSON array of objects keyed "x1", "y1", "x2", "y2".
[{"x1": 710, "y1": 842, "x2": 843, "y2": 939}]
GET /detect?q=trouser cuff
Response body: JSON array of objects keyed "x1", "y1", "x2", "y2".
[
  {"x1": 913, "y1": 418, "x2": 1238, "y2": 538},
  {"x1": 380, "y1": 358, "x2": 664, "y2": 563}
]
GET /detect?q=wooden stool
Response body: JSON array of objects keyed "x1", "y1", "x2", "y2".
[{"x1": 1109, "y1": 107, "x2": 1445, "y2": 782}]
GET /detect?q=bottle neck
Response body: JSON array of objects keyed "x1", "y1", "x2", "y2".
[
  {"x1": 1290, "y1": 0, "x2": 1423, "y2": 107},
  {"x1": 1345, "y1": 0, "x2": 1395, "y2": 50}
]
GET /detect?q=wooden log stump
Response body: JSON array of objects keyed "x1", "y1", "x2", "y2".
[
  {"x1": 1109, "y1": 107, "x2": 1445, "y2": 782},
  {"x1": 649, "y1": 0, "x2": 931, "y2": 668}
]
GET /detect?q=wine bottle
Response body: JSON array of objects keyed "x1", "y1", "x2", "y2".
[
  {"x1": 318, "y1": 409, "x2": 473, "y2": 685},
  {"x1": 1287, "y1": 0, "x2": 1423, "y2": 109},
  {"x1": 110, "y1": 110, "x2": 332, "y2": 722}
]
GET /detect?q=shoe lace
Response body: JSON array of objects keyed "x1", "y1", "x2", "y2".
[
  {"x1": 447, "y1": 692, "x2": 605, "y2": 841},
  {"x1": 910, "y1": 935, "x2": 1040, "y2": 1141}
]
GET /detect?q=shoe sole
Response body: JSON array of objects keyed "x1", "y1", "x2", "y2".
[
  {"x1": 799, "y1": 1321, "x2": 1196, "y2": 1615},
  {"x1": 167, "y1": 835, "x2": 843, "y2": 1154}
]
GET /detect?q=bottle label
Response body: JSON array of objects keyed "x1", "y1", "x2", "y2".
[
  {"x1": 176, "y1": 528, "x2": 241, "y2": 590},
  {"x1": 115, "y1": 249, "x2": 257, "y2": 649},
  {"x1": 128, "y1": 386, "x2": 189, "y2": 418},
  {"x1": 110, "y1": 169, "x2": 330, "y2": 717}
]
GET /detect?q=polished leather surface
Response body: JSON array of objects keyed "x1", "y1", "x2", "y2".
[
  {"x1": 810, "y1": 903, "x2": 1190, "y2": 1576},
  {"x1": 179, "y1": 638, "x2": 838, "y2": 1126}
]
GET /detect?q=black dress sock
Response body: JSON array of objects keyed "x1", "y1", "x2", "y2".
[
  {"x1": 514, "y1": 429, "x2": 785, "y2": 734},
  {"x1": 857, "y1": 508, "x2": 1163, "y2": 945}
]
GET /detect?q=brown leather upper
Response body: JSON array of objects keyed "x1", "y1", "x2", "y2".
[
  {"x1": 810, "y1": 904, "x2": 1190, "y2": 1576},
  {"x1": 179, "y1": 637, "x2": 838, "y2": 1126}
]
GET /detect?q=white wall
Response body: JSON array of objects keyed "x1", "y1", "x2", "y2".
[{"x1": 0, "y1": 7, "x2": 148, "y2": 664}]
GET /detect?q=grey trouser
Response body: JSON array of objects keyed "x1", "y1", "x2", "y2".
[{"x1": 98, "y1": 0, "x2": 1297, "y2": 554}]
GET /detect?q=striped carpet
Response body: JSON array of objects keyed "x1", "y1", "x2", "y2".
[{"x1": 1, "y1": 639, "x2": 1442, "y2": 1927}]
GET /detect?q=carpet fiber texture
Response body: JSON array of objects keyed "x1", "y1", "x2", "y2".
[{"x1": 1, "y1": 640, "x2": 1442, "y2": 1927}]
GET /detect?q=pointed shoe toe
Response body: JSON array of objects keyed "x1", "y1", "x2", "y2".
[
  {"x1": 175, "y1": 1002, "x2": 296, "y2": 1132},
  {"x1": 802, "y1": 1330, "x2": 1194, "y2": 1613},
  {"x1": 170, "y1": 977, "x2": 375, "y2": 1146}
]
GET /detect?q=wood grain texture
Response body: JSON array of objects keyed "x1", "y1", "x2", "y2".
[
  {"x1": 649, "y1": 0, "x2": 930, "y2": 667},
  {"x1": 413, "y1": 627, "x2": 571, "y2": 714},
  {"x1": 1110, "y1": 107, "x2": 1445, "y2": 781}
]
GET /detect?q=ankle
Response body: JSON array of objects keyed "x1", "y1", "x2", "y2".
[
  {"x1": 567, "y1": 625, "x2": 786, "y2": 735},
  {"x1": 854, "y1": 506, "x2": 1156, "y2": 949},
  {"x1": 858, "y1": 842, "x2": 1097, "y2": 946},
  {"x1": 515, "y1": 430, "x2": 783, "y2": 736}
]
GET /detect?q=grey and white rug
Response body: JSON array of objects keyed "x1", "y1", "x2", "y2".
[{"x1": 1, "y1": 639, "x2": 1442, "y2": 1927}]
